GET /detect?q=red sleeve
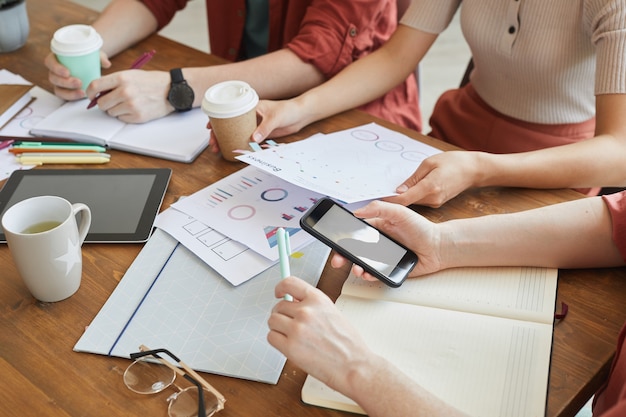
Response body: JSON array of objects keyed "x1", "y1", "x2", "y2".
[
  {"x1": 597, "y1": 403, "x2": 626, "y2": 417},
  {"x1": 602, "y1": 191, "x2": 626, "y2": 261},
  {"x1": 286, "y1": 0, "x2": 396, "y2": 78},
  {"x1": 592, "y1": 192, "x2": 626, "y2": 416},
  {"x1": 140, "y1": 0, "x2": 189, "y2": 30}
]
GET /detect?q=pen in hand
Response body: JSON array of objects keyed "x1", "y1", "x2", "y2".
[
  {"x1": 276, "y1": 227, "x2": 294, "y2": 302},
  {"x1": 86, "y1": 49, "x2": 156, "y2": 109}
]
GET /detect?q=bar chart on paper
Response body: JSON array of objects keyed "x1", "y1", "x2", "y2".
[{"x1": 172, "y1": 166, "x2": 324, "y2": 261}]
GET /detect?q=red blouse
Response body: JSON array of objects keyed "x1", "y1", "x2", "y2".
[{"x1": 139, "y1": 0, "x2": 421, "y2": 131}]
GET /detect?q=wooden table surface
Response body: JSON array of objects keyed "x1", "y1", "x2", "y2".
[{"x1": 1, "y1": 1, "x2": 626, "y2": 416}]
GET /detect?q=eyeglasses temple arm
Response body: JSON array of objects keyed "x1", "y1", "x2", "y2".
[{"x1": 138, "y1": 345, "x2": 226, "y2": 408}]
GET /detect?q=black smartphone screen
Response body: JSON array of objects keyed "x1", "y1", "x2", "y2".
[{"x1": 300, "y1": 198, "x2": 417, "y2": 287}]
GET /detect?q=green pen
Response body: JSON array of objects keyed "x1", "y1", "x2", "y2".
[
  {"x1": 276, "y1": 227, "x2": 294, "y2": 302},
  {"x1": 10, "y1": 142, "x2": 107, "y2": 153}
]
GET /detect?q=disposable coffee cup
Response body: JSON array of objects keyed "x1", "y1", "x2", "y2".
[
  {"x1": 202, "y1": 80, "x2": 259, "y2": 162},
  {"x1": 51, "y1": 24, "x2": 103, "y2": 90}
]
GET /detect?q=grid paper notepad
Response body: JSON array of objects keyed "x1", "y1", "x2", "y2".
[{"x1": 74, "y1": 228, "x2": 330, "y2": 384}]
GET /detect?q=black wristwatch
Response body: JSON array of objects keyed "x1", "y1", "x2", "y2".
[{"x1": 167, "y1": 68, "x2": 194, "y2": 112}]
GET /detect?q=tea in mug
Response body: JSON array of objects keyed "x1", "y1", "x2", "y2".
[{"x1": 22, "y1": 220, "x2": 62, "y2": 234}]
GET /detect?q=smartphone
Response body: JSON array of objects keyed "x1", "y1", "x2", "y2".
[{"x1": 300, "y1": 197, "x2": 418, "y2": 287}]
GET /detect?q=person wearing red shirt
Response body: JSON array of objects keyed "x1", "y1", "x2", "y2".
[{"x1": 44, "y1": 0, "x2": 420, "y2": 131}]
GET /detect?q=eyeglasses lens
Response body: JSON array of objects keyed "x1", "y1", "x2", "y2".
[
  {"x1": 168, "y1": 387, "x2": 220, "y2": 417},
  {"x1": 124, "y1": 359, "x2": 176, "y2": 394}
]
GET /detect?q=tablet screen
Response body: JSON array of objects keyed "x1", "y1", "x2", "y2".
[{"x1": 0, "y1": 168, "x2": 171, "y2": 243}]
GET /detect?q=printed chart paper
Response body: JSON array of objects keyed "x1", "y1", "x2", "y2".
[
  {"x1": 237, "y1": 123, "x2": 442, "y2": 203},
  {"x1": 154, "y1": 207, "x2": 275, "y2": 286},
  {"x1": 172, "y1": 165, "x2": 324, "y2": 261}
]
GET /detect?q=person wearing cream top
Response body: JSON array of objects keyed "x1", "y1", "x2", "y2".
[{"x1": 253, "y1": 0, "x2": 626, "y2": 208}]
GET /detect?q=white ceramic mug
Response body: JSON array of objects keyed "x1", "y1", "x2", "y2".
[{"x1": 2, "y1": 195, "x2": 91, "y2": 302}]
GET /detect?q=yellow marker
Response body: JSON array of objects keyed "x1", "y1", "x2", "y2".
[{"x1": 16, "y1": 153, "x2": 111, "y2": 165}]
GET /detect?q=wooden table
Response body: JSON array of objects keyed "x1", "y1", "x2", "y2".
[{"x1": 2, "y1": 1, "x2": 626, "y2": 416}]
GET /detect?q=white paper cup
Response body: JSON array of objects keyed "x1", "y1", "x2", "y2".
[
  {"x1": 51, "y1": 24, "x2": 103, "y2": 90},
  {"x1": 202, "y1": 80, "x2": 259, "y2": 162},
  {"x1": 2, "y1": 195, "x2": 91, "y2": 302}
]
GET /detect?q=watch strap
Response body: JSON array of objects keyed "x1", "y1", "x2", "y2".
[
  {"x1": 170, "y1": 68, "x2": 185, "y2": 84},
  {"x1": 167, "y1": 68, "x2": 194, "y2": 112}
]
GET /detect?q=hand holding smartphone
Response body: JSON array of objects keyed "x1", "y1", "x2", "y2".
[{"x1": 300, "y1": 198, "x2": 418, "y2": 287}]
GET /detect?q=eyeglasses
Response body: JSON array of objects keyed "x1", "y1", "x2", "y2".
[{"x1": 124, "y1": 345, "x2": 226, "y2": 417}]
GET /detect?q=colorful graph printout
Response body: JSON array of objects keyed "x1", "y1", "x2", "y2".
[
  {"x1": 172, "y1": 165, "x2": 323, "y2": 261},
  {"x1": 237, "y1": 123, "x2": 442, "y2": 203}
]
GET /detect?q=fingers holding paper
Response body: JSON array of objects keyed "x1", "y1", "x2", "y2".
[
  {"x1": 384, "y1": 150, "x2": 483, "y2": 208},
  {"x1": 85, "y1": 70, "x2": 171, "y2": 123},
  {"x1": 250, "y1": 98, "x2": 481, "y2": 210}
]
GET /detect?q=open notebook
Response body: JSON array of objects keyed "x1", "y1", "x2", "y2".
[
  {"x1": 30, "y1": 100, "x2": 209, "y2": 162},
  {"x1": 302, "y1": 266, "x2": 558, "y2": 417}
]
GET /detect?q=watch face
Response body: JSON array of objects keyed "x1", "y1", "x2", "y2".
[{"x1": 168, "y1": 83, "x2": 194, "y2": 111}]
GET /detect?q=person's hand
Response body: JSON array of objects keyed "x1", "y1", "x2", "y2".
[
  {"x1": 330, "y1": 200, "x2": 444, "y2": 280},
  {"x1": 45, "y1": 50, "x2": 111, "y2": 100},
  {"x1": 384, "y1": 150, "x2": 483, "y2": 208},
  {"x1": 251, "y1": 98, "x2": 313, "y2": 143},
  {"x1": 207, "y1": 121, "x2": 220, "y2": 154},
  {"x1": 208, "y1": 98, "x2": 311, "y2": 155},
  {"x1": 85, "y1": 69, "x2": 171, "y2": 123},
  {"x1": 267, "y1": 276, "x2": 373, "y2": 394}
]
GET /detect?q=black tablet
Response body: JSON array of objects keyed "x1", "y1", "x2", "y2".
[{"x1": 0, "y1": 168, "x2": 171, "y2": 243}]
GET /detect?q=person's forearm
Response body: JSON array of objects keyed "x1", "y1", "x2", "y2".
[
  {"x1": 475, "y1": 94, "x2": 626, "y2": 190},
  {"x1": 475, "y1": 134, "x2": 626, "y2": 190},
  {"x1": 92, "y1": 0, "x2": 158, "y2": 58},
  {"x1": 294, "y1": 25, "x2": 434, "y2": 127},
  {"x1": 184, "y1": 49, "x2": 326, "y2": 108},
  {"x1": 345, "y1": 354, "x2": 468, "y2": 417},
  {"x1": 438, "y1": 196, "x2": 623, "y2": 269}
]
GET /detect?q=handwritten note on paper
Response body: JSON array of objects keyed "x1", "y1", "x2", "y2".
[{"x1": 237, "y1": 123, "x2": 442, "y2": 204}]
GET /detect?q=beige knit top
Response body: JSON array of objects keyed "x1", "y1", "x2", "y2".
[{"x1": 401, "y1": 0, "x2": 626, "y2": 124}]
